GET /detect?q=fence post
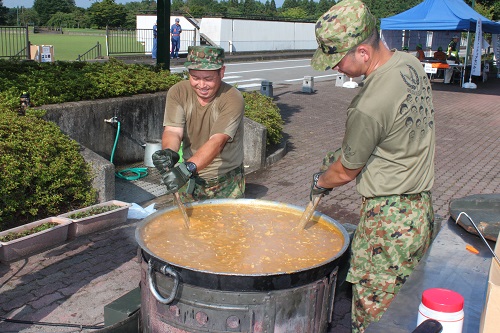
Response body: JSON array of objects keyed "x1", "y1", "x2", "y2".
[
  {"x1": 97, "y1": 41, "x2": 101, "y2": 58},
  {"x1": 105, "y1": 26, "x2": 110, "y2": 57},
  {"x1": 25, "y1": 24, "x2": 30, "y2": 60}
]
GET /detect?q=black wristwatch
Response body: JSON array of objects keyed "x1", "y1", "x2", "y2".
[{"x1": 185, "y1": 161, "x2": 197, "y2": 175}]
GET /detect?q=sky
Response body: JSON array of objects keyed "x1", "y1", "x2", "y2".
[{"x1": 4, "y1": 0, "x2": 287, "y2": 10}]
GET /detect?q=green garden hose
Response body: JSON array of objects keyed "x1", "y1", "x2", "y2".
[{"x1": 110, "y1": 121, "x2": 148, "y2": 181}]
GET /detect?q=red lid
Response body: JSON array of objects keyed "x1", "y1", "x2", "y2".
[{"x1": 421, "y1": 288, "x2": 464, "y2": 313}]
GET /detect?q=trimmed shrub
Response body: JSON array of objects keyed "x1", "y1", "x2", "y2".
[
  {"x1": 0, "y1": 58, "x2": 183, "y2": 110},
  {"x1": 0, "y1": 109, "x2": 97, "y2": 231},
  {"x1": 243, "y1": 91, "x2": 284, "y2": 146}
]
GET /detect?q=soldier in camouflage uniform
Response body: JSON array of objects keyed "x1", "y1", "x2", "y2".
[
  {"x1": 152, "y1": 46, "x2": 245, "y2": 203},
  {"x1": 309, "y1": 0, "x2": 436, "y2": 331}
]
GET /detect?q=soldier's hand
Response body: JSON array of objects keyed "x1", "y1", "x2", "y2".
[
  {"x1": 310, "y1": 172, "x2": 333, "y2": 201},
  {"x1": 152, "y1": 148, "x2": 180, "y2": 174},
  {"x1": 161, "y1": 163, "x2": 193, "y2": 194}
]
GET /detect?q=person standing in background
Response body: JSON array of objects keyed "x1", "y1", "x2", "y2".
[
  {"x1": 170, "y1": 18, "x2": 182, "y2": 59},
  {"x1": 152, "y1": 21, "x2": 157, "y2": 59},
  {"x1": 447, "y1": 35, "x2": 460, "y2": 63}
]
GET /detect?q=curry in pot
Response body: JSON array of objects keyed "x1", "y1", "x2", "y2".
[{"x1": 142, "y1": 203, "x2": 344, "y2": 274}]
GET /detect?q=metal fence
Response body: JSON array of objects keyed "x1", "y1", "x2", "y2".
[
  {"x1": 0, "y1": 26, "x2": 30, "y2": 60},
  {"x1": 106, "y1": 27, "x2": 198, "y2": 56},
  {"x1": 77, "y1": 42, "x2": 103, "y2": 61},
  {"x1": 0, "y1": 26, "x2": 198, "y2": 60}
]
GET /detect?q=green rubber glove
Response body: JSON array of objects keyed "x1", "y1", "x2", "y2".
[
  {"x1": 310, "y1": 172, "x2": 333, "y2": 201},
  {"x1": 152, "y1": 148, "x2": 180, "y2": 174},
  {"x1": 161, "y1": 163, "x2": 192, "y2": 194}
]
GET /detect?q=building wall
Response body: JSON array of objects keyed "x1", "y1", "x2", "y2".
[
  {"x1": 201, "y1": 18, "x2": 316, "y2": 52},
  {"x1": 136, "y1": 15, "x2": 317, "y2": 54}
]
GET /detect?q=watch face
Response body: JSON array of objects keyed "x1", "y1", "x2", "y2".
[{"x1": 186, "y1": 162, "x2": 197, "y2": 173}]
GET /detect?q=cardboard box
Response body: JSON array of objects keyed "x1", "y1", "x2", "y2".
[
  {"x1": 480, "y1": 234, "x2": 500, "y2": 333},
  {"x1": 30, "y1": 44, "x2": 55, "y2": 62}
]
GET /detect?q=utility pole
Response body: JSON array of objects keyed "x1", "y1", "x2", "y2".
[{"x1": 156, "y1": 0, "x2": 170, "y2": 69}]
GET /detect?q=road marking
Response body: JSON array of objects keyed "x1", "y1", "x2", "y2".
[
  {"x1": 225, "y1": 59, "x2": 310, "y2": 67},
  {"x1": 225, "y1": 78, "x2": 264, "y2": 84},
  {"x1": 284, "y1": 74, "x2": 338, "y2": 82},
  {"x1": 223, "y1": 76, "x2": 242, "y2": 80},
  {"x1": 236, "y1": 83, "x2": 263, "y2": 89},
  {"x1": 225, "y1": 65, "x2": 310, "y2": 75}
]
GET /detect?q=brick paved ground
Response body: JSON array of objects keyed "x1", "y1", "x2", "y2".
[{"x1": 1, "y1": 76, "x2": 499, "y2": 332}]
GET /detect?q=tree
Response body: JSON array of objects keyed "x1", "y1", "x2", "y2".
[
  {"x1": 0, "y1": 0, "x2": 8, "y2": 25},
  {"x1": 281, "y1": 0, "x2": 299, "y2": 11},
  {"x1": 280, "y1": 7, "x2": 308, "y2": 20},
  {"x1": 298, "y1": 0, "x2": 316, "y2": 17},
  {"x1": 33, "y1": 0, "x2": 76, "y2": 25},
  {"x1": 46, "y1": 11, "x2": 77, "y2": 28},
  {"x1": 172, "y1": 0, "x2": 185, "y2": 12},
  {"x1": 316, "y1": 0, "x2": 334, "y2": 16},
  {"x1": 87, "y1": 0, "x2": 127, "y2": 28},
  {"x1": 363, "y1": 0, "x2": 420, "y2": 20},
  {"x1": 19, "y1": 8, "x2": 41, "y2": 26},
  {"x1": 270, "y1": 0, "x2": 277, "y2": 12}
]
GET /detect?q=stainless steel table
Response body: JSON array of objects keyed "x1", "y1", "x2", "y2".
[{"x1": 366, "y1": 218, "x2": 492, "y2": 333}]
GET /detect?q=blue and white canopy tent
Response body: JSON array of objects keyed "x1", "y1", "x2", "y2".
[{"x1": 380, "y1": 0, "x2": 500, "y2": 86}]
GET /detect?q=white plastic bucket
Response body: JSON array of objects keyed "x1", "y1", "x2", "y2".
[{"x1": 144, "y1": 140, "x2": 162, "y2": 168}]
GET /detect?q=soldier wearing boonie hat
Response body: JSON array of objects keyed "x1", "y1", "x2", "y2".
[
  {"x1": 152, "y1": 44, "x2": 245, "y2": 203},
  {"x1": 311, "y1": 0, "x2": 376, "y2": 71},
  {"x1": 184, "y1": 46, "x2": 225, "y2": 70},
  {"x1": 308, "y1": 1, "x2": 436, "y2": 332}
]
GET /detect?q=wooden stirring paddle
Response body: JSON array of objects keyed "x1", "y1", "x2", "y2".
[
  {"x1": 173, "y1": 192, "x2": 190, "y2": 229},
  {"x1": 297, "y1": 194, "x2": 323, "y2": 230}
]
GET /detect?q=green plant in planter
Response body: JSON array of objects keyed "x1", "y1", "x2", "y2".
[
  {"x1": 0, "y1": 222, "x2": 59, "y2": 242},
  {"x1": 68, "y1": 205, "x2": 121, "y2": 220}
]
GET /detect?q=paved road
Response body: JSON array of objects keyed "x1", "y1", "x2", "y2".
[
  {"x1": 169, "y1": 57, "x2": 340, "y2": 91},
  {"x1": 131, "y1": 50, "x2": 330, "y2": 91},
  {"x1": 1, "y1": 74, "x2": 499, "y2": 333}
]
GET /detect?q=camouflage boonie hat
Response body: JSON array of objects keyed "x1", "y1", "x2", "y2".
[
  {"x1": 311, "y1": 0, "x2": 376, "y2": 71},
  {"x1": 184, "y1": 46, "x2": 225, "y2": 70}
]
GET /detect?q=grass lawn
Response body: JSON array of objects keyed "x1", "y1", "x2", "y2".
[
  {"x1": 29, "y1": 34, "x2": 107, "y2": 61},
  {"x1": 28, "y1": 28, "x2": 148, "y2": 61}
]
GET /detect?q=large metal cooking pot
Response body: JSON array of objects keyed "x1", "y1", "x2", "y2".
[
  {"x1": 136, "y1": 199, "x2": 349, "y2": 293},
  {"x1": 136, "y1": 199, "x2": 350, "y2": 333}
]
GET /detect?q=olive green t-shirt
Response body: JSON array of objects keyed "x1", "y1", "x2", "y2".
[
  {"x1": 163, "y1": 80, "x2": 244, "y2": 179},
  {"x1": 341, "y1": 51, "x2": 435, "y2": 197}
]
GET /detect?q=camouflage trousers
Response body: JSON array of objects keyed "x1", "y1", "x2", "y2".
[
  {"x1": 178, "y1": 164, "x2": 245, "y2": 203},
  {"x1": 346, "y1": 192, "x2": 434, "y2": 333}
]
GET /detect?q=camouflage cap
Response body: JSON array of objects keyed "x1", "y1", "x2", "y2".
[
  {"x1": 184, "y1": 46, "x2": 225, "y2": 70},
  {"x1": 311, "y1": 0, "x2": 376, "y2": 71}
]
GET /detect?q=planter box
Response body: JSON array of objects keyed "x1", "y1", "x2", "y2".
[
  {"x1": 0, "y1": 217, "x2": 72, "y2": 262},
  {"x1": 58, "y1": 200, "x2": 131, "y2": 239}
]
